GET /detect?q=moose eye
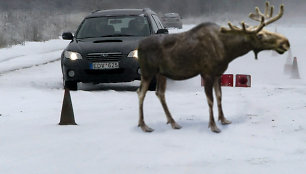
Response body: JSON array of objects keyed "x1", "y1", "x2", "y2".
[{"x1": 257, "y1": 34, "x2": 264, "y2": 40}]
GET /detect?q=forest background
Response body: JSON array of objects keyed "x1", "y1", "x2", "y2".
[{"x1": 0, "y1": 0, "x2": 300, "y2": 48}]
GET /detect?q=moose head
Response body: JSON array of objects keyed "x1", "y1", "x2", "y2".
[{"x1": 221, "y1": 1, "x2": 290, "y2": 59}]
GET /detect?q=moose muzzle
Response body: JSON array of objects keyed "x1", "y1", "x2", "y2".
[{"x1": 276, "y1": 40, "x2": 290, "y2": 54}]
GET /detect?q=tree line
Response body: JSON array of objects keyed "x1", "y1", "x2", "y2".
[
  {"x1": 0, "y1": 0, "x2": 301, "y2": 48},
  {"x1": 0, "y1": 0, "x2": 294, "y2": 16}
]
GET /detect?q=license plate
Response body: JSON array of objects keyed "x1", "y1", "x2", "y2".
[{"x1": 90, "y1": 62, "x2": 119, "y2": 70}]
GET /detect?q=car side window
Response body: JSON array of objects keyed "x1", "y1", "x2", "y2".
[{"x1": 151, "y1": 14, "x2": 164, "y2": 29}]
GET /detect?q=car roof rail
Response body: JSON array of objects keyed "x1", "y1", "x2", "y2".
[
  {"x1": 91, "y1": 10, "x2": 102, "y2": 14},
  {"x1": 142, "y1": 8, "x2": 152, "y2": 12}
]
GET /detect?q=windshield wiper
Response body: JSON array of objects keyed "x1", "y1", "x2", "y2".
[
  {"x1": 100, "y1": 34, "x2": 134, "y2": 37},
  {"x1": 76, "y1": 34, "x2": 135, "y2": 40},
  {"x1": 76, "y1": 36, "x2": 97, "y2": 40}
]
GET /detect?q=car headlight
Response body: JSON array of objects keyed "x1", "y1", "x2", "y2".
[
  {"x1": 127, "y1": 49, "x2": 138, "y2": 59},
  {"x1": 64, "y1": 51, "x2": 82, "y2": 60}
]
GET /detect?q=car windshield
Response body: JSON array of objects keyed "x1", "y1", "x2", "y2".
[{"x1": 76, "y1": 15, "x2": 151, "y2": 39}]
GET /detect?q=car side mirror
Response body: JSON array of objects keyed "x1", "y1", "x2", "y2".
[
  {"x1": 156, "y1": 29, "x2": 169, "y2": 34},
  {"x1": 62, "y1": 32, "x2": 73, "y2": 40}
]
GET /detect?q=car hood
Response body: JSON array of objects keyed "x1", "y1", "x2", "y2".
[{"x1": 65, "y1": 37, "x2": 144, "y2": 56}]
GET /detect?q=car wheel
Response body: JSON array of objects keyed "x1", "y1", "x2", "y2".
[
  {"x1": 148, "y1": 78, "x2": 157, "y2": 91},
  {"x1": 64, "y1": 80, "x2": 78, "y2": 91}
]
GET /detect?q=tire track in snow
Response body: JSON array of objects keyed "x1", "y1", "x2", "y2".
[
  {"x1": 0, "y1": 58, "x2": 60, "y2": 75},
  {"x1": 0, "y1": 55, "x2": 25, "y2": 63},
  {"x1": 0, "y1": 49, "x2": 62, "y2": 64}
]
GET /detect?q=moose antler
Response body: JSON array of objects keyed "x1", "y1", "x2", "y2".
[
  {"x1": 221, "y1": 16, "x2": 265, "y2": 33},
  {"x1": 221, "y1": 1, "x2": 284, "y2": 34},
  {"x1": 249, "y1": 1, "x2": 284, "y2": 26}
]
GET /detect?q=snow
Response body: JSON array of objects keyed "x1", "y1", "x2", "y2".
[
  {"x1": 1, "y1": 24, "x2": 306, "y2": 174},
  {"x1": 0, "y1": 39, "x2": 70, "y2": 74}
]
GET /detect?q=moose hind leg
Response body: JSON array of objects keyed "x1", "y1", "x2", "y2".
[
  {"x1": 155, "y1": 75, "x2": 181, "y2": 129},
  {"x1": 213, "y1": 77, "x2": 232, "y2": 125},
  {"x1": 137, "y1": 77, "x2": 154, "y2": 132},
  {"x1": 204, "y1": 77, "x2": 221, "y2": 133}
]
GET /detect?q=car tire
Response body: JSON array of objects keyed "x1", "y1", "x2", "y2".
[
  {"x1": 148, "y1": 78, "x2": 157, "y2": 91},
  {"x1": 64, "y1": 80, "x2": 78, "y2": 91}
]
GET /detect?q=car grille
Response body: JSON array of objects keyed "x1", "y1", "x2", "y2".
[{"x1": 86, "y1": 52, "x2": 123, "y2": 62}]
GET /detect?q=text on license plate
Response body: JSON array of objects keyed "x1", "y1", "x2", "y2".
[{"x1": 90, "y1": 62, "x2": 119, "y2": 70}]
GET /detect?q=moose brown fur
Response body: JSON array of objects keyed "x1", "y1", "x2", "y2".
[{"x1": 137, "y1": 2, "x2": 290, "y2": 133}]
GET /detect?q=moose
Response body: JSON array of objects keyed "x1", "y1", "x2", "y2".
[{"x1": 137, "y1": 2, "x2": 290, "y2": 133}]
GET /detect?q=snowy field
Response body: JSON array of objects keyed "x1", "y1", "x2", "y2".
[{"x1": 1, "y1": 24, "x2": 306, "y2": 174}]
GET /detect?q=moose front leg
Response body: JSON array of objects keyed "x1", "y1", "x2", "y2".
[
  {"x1": 203, "y1": 76, "x2": 221, "y2": 133},
  {"x1": 213, "y1": 76, "x2": 232, "y2": 125},
  {"x1": 155, "y1": 74, "x2": 182, "y2": 129},
  {"x1": 137, "y1": 76, "x2": 154, "y2": 132}
]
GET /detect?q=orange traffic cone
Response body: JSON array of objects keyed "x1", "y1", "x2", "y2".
[
  {"x1": 291, "y1": 57, "x2": 300, "y2": 79},
  {"x1": 284, "y1": 49, "x2": 292, "y2": 75},
  {"x1": 59, "y1": 89, "x2": 77, "y2": 125}
]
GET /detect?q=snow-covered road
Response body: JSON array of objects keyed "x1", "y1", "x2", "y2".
[{"x1": 1, "y1": 25, "x2": 306, "y2": 174}]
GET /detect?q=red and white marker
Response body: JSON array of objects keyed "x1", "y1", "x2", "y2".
[
  {"x1": 235, "y1": 74, "x2": 251, "y2": 87},
  {"x1": 201, "y1": 74, "x2": 251, "y2": 87}
]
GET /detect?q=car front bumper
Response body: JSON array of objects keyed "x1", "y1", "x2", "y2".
[{"x1": 61, "y1": 56, "x2": 140, "y2": 83}]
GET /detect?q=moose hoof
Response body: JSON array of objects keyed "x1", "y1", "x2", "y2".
[
  {"x1": 210, "y1": 126, "x2": 221, "y2": 133},
  {"x1": 221, "y1": 119, "x2": 232, "y2": 125},
  {"x1": 171, "y1": 122, "x2": 182, "y2": 130},
  {"x1": 139, "y1": 124, "x2": 154, "y2": 132}
]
